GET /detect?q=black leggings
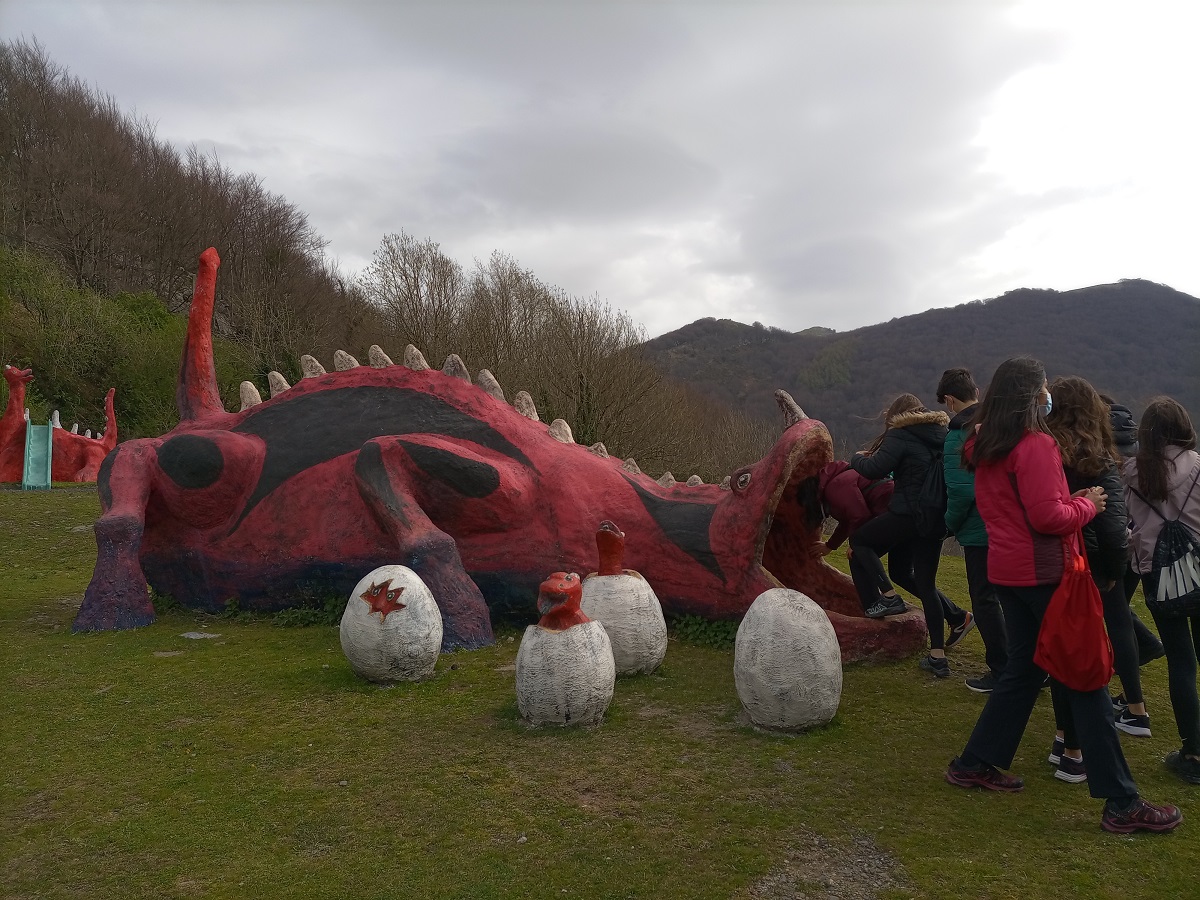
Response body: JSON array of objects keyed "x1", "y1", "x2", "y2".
[
  {"x1": 1145, "y1": 575, "x2": 1200, "y2": 756},
  {"x1": 849, "y1": 511, "x2": 953, "y2": 649},
  {"x1": 1123, "y1": 563, "x2": 1166, "y2": 664}
]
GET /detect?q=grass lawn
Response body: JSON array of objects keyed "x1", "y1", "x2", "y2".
[{"x1": 2, "y1": 487, "x2": 1195, "y2": 899}]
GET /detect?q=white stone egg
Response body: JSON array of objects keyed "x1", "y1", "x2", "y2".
[
  {"x1": 339, "y1": 565, "x2": 443, "y2": 684},
  {"x1": 580, "y1": 571, "x2": 667, "y2": 675},
  {"x1": 515, "y1": 620, "x2": 615, "y2": 726},
  {"x1": 734, "y1": 587, "x2": 842, "y2": 732}
]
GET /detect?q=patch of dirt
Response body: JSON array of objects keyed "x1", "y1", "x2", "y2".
[{"x1": 744, "y1": 829, "x2": 914, "y2": 900}]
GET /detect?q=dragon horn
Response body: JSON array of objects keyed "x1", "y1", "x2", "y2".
[
  {"x1": 476, "y1": 369, "x2": 505, "y2": 402},
  {"x1": 334, "y1": 350, "x2": 360, "y2": 370},
  {"x1": 267, "y1": 371, "x2": 290, "y2": 396},
  {"x1": 720, "y1": 476, "x2": 732, "y2": 490},
  {"x1": 239, "y1": 381, "x2": 262, "y2": 411},
  {"x1": 775, "y1": 389, "x2": 807, "y2": 428},
  {"x1": 368, "y1": 345, "x2": 393, "y2": 368},
  {"x1": 176, "y1": 247, "x2": 225, "y2": 421},
  {"x1": 442, "y1": 354, "x2": 471, "y2": 382},
  {"x1": 300, "y1": 355, "x2": 326, "y2": 378},
  {"x1": 403, "y1": 345, "x2": 430, "y2": 371}
]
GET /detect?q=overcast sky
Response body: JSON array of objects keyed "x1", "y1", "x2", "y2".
[{"x1": 4, "y1": 0, "x2": 1198, "y2": 336}]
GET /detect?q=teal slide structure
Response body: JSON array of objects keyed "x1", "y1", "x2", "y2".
[{"x1": 22, "y1": 420, "x2": 52, "y2": 490}]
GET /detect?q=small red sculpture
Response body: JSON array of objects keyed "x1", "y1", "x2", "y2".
[
  {"x1": 0, "y1": 364, "x2": 117, "y2": 483},
  {"x1": 536, "y1": 572, "x2": 591, "y2": 632},
  {"x1": 595, "y1": 520, "x2": 626, "y2": 576}
]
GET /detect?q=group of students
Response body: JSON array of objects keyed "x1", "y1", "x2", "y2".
[{"x1": 813, "y1": 356, "x2": 1200, "y2": 834}]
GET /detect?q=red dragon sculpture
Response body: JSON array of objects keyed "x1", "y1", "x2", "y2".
[
  {"x1": 74, "y1": 248, "x2": 925, "y2": 660},
  {"x1": 1, "y1": 364, "x2": 117, "y2": 483}
]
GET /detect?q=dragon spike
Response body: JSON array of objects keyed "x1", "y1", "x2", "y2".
[
  {"x1": 239, "y1": 381, "x2": 262, "y2": 411},
  {"x1": 514, "y1": 391, "x2": 540, "y2": 422},
  {"x1": 622, "y1": 458, "x2": 641, "y2": 474},
  {"x1": 774, "y1": 389, "x2": 807, "y2": 428},
  {"x1": 85, "y1": 429, "x2": 92, "y2": 438},
  {"x1": 51, "y1": 410, "x2": 61, "y2": 428},
  {"x1": 657, "y1": 471, "x2": 676, "y2": 488},
  {"x1": 403, "y1": 345, "x2": 430, "y2": 371},
  {"x1": 549, "y1": 419, "x2": 575, "y2": 444},
  {"x1": 177, "y1": 247, "x2": 226, "y2": 422},
  {"x1": 686, "y1": 475, "x2": 703, "y2": 486},
  {"x1": 442, "y1": 354, "x2": 471, "y2": 382},
  {"x1": 267, "y1": 371, "x2": 291, "y2": 397},
  {"x1": 334, "y1": 350, "x2": 360, "y2": 371},
  {"x1": 476, "y1": 369, "x2": 506, "y2": 402},
  {"x1": 368, "y1": 345, "x2": 393, "y2": 368},
  {"x1": 720, "y1": 476, "x2": 732, "y2": 490},
  {"x1": 588, "y1": 442, "x2": 609, "y2": 458},
  {"x1": 71, "y1": 423, "x2": 79, "y2": 434},
  {"x1": 23, "y1": 408, "x2": 29, "y2": 422},
  {"x1": 300, "y1": 355, "x2": 327, "y2": 378}
]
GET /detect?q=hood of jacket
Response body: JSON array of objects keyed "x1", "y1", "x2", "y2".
[
  {"x1": 1108, "y1": 403, "x2": 1139, "y2": 457},
  {"x1": 948, "y1": 403, "x2": 979, "y2": 432},
  {"x1": 887, "y1": 408, "x2": 950, "y2": 449}
]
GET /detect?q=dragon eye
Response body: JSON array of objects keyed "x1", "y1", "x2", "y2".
[{"x1": 736, "y1": 472, "x2": 752, "y2": 490}]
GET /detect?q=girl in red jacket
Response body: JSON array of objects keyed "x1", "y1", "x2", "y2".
[{"x1": 944, "y1": 357, "x2": 1181, "y2": 834}]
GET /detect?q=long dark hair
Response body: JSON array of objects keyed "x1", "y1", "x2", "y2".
[
  {"x1": 862, "y1": 393, "x2": 923, "y2": 454},
  {"x1": 1134, "y1": 397, "x2": 1196, "y2": 502},
  {"x1": 1045, "y1": 376, "x2": 1117, "y2": 478},
  {"x1": 968, "y1": 357, "x2": 1048, "y2": 470}
]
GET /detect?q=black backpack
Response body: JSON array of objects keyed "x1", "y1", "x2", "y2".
[
  {"x1": 913, "y1": 449, "x2": 948, "y2": 537},
  {"x1": 1130, "y1": 469, "x2": 1200, "y2": 617}
]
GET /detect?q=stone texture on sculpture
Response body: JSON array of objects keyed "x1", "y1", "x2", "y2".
[
  {"x1": 734, "y1": 588, "x2": 842, "y2": 733},
  {"x1": 72, "y1": 247, "x2": 927, "y2": 660},
  {"x1": 339, "y1": 565, "x2": 443, "y2": 683},
  {"x1": 1, "y1": 364, "x2": 118, "y2": 483},
  {"x1": 580, "y1": 521, "x2": 667, "y2": 675},
  {"x1": 516, "y1": 573, "x2": 615, "y2": 726}
]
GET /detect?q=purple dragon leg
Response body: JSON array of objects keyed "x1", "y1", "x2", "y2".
[{"x1": 354, "y1": 440, "x2": 495, "y2": 651}]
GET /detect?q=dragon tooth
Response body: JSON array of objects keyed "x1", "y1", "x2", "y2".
[
  {"x1": 549, "y1": 419, "x2": 574, "y2": 443},
  {"x1": 239, "y1": 381, "x2": 262, "y2": 411},
  {"x1": 588, "y1": 442, "x2": 609, "y2": 458},
  {"x1": 442, "y1": 354, "x2": 471, "y2": 383},
  {"x1": 334, "y1": 350, "x2": 360, "y2": 370},
  {"x1": 267, "y1": 371, "x2": 291, "y2": 396},
  {"x1": 774, "y1": 389, "x2": 808, "y2": 428},
  {"x1": 514, "y1": 391, "x2": 540, "y2": 422},
  {"x1": 403, "y1": 345, "x2": 430, "y2": 371},
  {"x1": 657, "y1": 471, "x2": 676, "y2": 488},
  {"x1": 476, "y1": 369, "x2": 506, "y2": 402},
  {"x1": 51, "y1": 410, "x2": 61, "y2": 428},
  {"x1": 686, "y1": 475, "x2": 703, "y2": 486},
  {"x1": 71, "y1": 423, "x2": 79, "y2": 434},
  {"x1": 622, "y1": 458, "x2": 641, "y2": 474},
  {"x1": 720, "y1": 476, "x2": 732, "y2": 490},
  {"x1": 368, "y1": 345, "x2": 393, "y2": 368},
  {"x1": 300, "y1": 355, "x2": 327, "y2": 378}
]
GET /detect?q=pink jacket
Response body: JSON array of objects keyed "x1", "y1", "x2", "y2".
[
  {"x1": 1123, "y1": 447, "x2": 1200, "y2": 575},
  {"x1": 970, "y1": 431, "x2": 1096, "y2": 586},
  {"x1": 818, "y1": 460, "x2": 893, "y2": 551}
]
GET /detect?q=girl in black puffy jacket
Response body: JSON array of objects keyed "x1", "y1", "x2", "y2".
[
  {"x1": 1044, "y1": 376, "x2": 1151, "y2": 784},
  {"x1": 849, "y1": 393, "x2": 970, "y2": 677}
]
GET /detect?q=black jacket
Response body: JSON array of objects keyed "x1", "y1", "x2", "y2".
[
  {"x1": 1108, "y1": 403, "x2": 1139, "y2": 458},
  {"x1": 849, "y1": 409, "x2": 950, "y2": 519},
  {"x1": 1064, "y1": 462, "x2": 1129, "y2": 583}
]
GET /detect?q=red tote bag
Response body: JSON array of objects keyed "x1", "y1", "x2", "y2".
[{"x1": 1034, "y1": 535, "x2": 1114, "y2": 692}]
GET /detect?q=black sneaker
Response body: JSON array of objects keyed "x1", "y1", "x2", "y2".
[
  {"x1": 1101, "y1": 797, "x2": 1183, "y2": 834},
  {"x1": 945, "y1": 611, "x2": 976, "y2": 649},
  {"x1": 1111, "y1": 692, "x2": 1127, "y2": 711},
  {"x1": 1055, "y1": 754, "x2": 1087, "y2": 784},
  {"x1": 965, "y1": 672, "x2": 997, "y2": 693},
  {"x1": 865, "y1": 596, "x2": 906, "y2": 618},
  {"x1": 1048, "y1": 736, "x2": 1065, "y2": 765},
  {"x1": 1115, "y1": 709, "x2": 1152, "y2": 737},
  {"x1": 1164, "y1": 750, "x2": 1200, "y2": 785},
  {"x1": 945, "y1": 757, "x2": 1024, "y2": 792},
  {"x1": 919, "y1": 655, "x2": 951, "y2": 678}
]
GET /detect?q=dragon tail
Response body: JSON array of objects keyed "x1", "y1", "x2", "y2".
[{"x1": 176, "y1": 247, "x2": 226, "y2": 422}]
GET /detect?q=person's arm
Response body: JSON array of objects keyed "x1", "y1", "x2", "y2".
[
  {"x1": 825, "y1": 520, "x2": 850, "y2": 552},
  {"x1": 848, "y1": 430, "x2": 903, "y2": 481},
  {"x1": 1091, "y1": 465, "x2": 1130, "y2": 582},
  {"x1": 1014, "y1": 439, "x2": 1098, "y2": 535}
]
